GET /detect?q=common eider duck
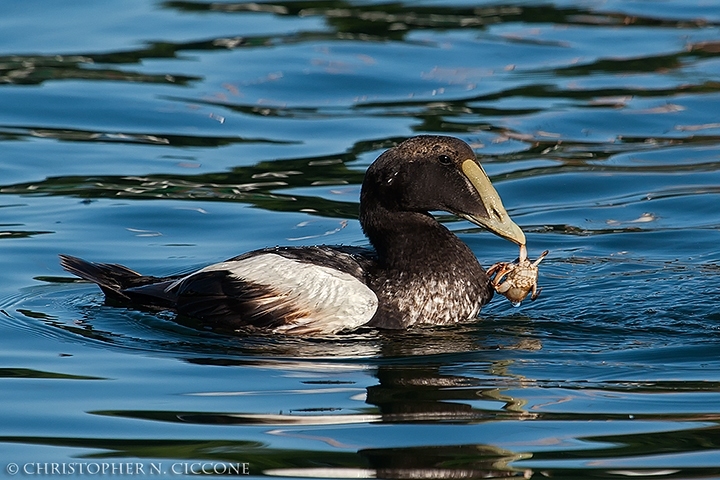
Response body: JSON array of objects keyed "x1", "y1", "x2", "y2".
[{"x1": 60, "y1": 135, "x2": 526, "y2": 335}]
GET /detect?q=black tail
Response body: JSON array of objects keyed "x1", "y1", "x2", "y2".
[
  {"x1": 59, "y1": 255, "x2": 174, "y2": 305},
  {"x1": 59, "y1": 254, "x2": 142, "y2": 293}
]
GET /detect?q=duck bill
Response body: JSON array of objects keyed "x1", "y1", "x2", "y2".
[{"x1": 459, "y1": 159, "x2": 526, "y2": 246}]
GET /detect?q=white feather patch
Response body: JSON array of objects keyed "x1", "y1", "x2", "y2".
[{"x1": 190, "y1": 253, "x2": 378, "y2": 334}]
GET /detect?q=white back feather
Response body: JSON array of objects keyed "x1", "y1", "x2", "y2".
[{"x1": 190, "y1": 253, "x2": 378, "y2": 334}]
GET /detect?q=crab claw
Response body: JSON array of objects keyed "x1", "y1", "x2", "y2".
[{"x1": 532, "y1": 250, "x2": 549, "y2": 267}]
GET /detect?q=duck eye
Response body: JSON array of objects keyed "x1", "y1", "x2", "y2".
[{"x1": 438, "y1": 154, "x2": 452, "y2": 165}]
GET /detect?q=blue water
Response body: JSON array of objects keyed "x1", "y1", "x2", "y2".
[{"x1": 3, "y1": 1, "x2": 720, "y2": 478}]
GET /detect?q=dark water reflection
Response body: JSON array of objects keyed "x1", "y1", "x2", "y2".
[{"x1": 3, "y1": 0, "x2": 720, "y2": 478}]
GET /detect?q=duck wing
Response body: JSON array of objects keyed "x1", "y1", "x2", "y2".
[{"x1": 167, "y1": 247, "x2": 379, "y2": 334}]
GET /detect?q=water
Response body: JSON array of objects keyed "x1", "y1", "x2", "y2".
[{"x1": 2, "y1": 1, "x2": 720, "y2": 478}]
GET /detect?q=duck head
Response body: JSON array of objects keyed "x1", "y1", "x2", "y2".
[{"x1": 360, "y1": 135, "x2": 526, "y2": 245}]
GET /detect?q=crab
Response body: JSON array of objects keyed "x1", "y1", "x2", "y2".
[{"x1": 487, "y1": 245, "x2": 549, "y2": 306}]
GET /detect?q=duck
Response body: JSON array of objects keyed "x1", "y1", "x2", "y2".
[{"x1": 60, "y1": 135, "x2": 526, "y2": 335}]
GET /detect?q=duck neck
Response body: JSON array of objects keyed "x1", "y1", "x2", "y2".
[{"x1": 360, "y1": 205, "x2": 477, "y2": 273}]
